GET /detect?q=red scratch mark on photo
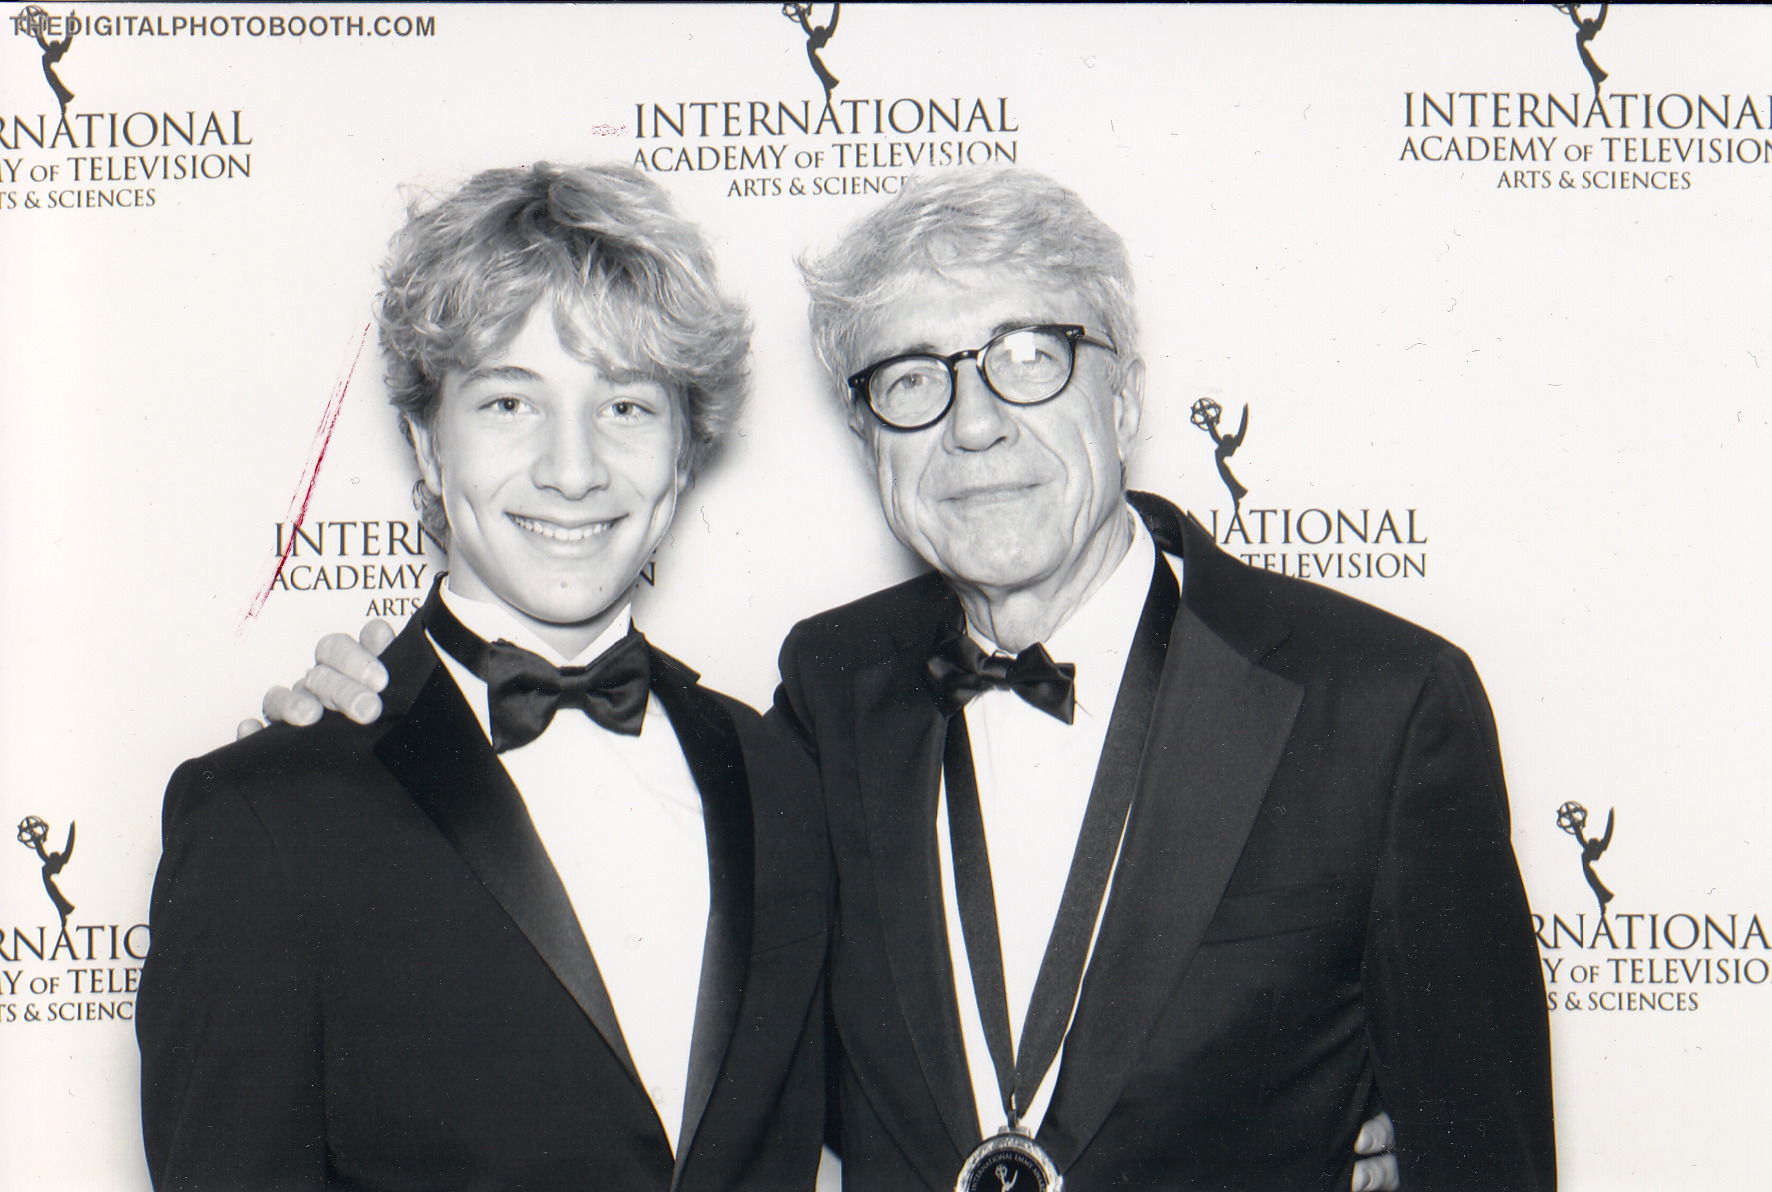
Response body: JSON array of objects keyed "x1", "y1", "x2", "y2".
[{"x1": 240, "y1": 324, "x2": 370, "y2": 630}]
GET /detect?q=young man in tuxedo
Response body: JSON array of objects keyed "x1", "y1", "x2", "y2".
[{"x1": 136, "y1": 163, "x2": 829, "y2": 1191}]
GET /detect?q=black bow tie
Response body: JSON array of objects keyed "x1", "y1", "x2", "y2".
[
  {"x1": 426, "y1": 596, "x2": 652, "y2": 752},
  {"x1": 926, "y1": 634, "x2": 1077, "y2": 725}
]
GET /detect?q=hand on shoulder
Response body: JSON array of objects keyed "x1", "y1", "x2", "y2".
[{"x1": 236, "y1": 620, "x2": 396, "y2": 740}]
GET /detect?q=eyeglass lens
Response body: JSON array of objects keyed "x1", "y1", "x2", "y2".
[{"x1": 868, "y1": 327, "x2": 1075, "y2": 427}]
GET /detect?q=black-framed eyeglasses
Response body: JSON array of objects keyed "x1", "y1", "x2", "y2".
[{"x1": 847, "y1": 324, "x2": 1117, "y2": 431}]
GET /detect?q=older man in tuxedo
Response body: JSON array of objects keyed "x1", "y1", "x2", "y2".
[{"x1": 770, "y1": 168, "x2": 1553, "y2": 1192}]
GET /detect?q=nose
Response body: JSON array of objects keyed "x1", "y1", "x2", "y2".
[
  {"x1": 944, "y1": 357, "x2": 1016, "y2": 452},
  {"x1": 532, "y1": 411, "x2": 610, "y2": 499}
]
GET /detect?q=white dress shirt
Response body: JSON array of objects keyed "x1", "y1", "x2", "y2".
[
  {"x1": 430, "y1": 583, "x2": 710, "y2": 1155},
  {"x1": 936, "y1": 509, "x2": 1178, "y2": 1139}
]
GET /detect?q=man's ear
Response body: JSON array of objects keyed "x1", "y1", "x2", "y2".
[
  {"x1": 406, "y1": 415, "x2": 443, "y2": 495},
  {"x1": 1113, "y1": 356, "x2": 1147, "y2": 462}
]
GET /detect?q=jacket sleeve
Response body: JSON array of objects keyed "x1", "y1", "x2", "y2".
[
  {"x1": 136, "y1": 757, "x2": 328, "y2": 1191},
  {"x1": 1362, "y1": 645, "x2": 1557, "y2": 1192},
  {"x1": 769, "y1": 623, "x2": 823, "y2": 763},
  {"x1": 765, "y1": 623, "x2": 847, "y2": 1160}
]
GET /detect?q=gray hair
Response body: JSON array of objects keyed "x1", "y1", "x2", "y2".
[{"x1": 798, "y1": 168, "x2": 1139, "y2": 406}]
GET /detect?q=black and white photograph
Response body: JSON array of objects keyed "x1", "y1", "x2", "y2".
[{"x1": 2, "y1": 6, "x2": 1768, "y2": 1190}]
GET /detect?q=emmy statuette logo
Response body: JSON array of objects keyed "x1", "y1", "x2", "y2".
[
  {"x1": 1553, "y1": 3, "x2": 1609, "y2": 95},
  {"x1": 17, "y1": 814, "x2": 77, "y2": 927},
  {"x1": 11, "y1": 5, "x2": 76, "y2": 114},
  {"x1": 1555, "y1": 800, "x2": 1614, "y2": 914},
  {"x1": 1189, "y1": 398, "x2": 1251, "y2": 513},
  {"x1": 782, "y1": 3, "x2": 841, "y2": 102}
]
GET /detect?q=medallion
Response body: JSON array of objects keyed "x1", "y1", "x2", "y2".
[{"x1": 955, "y1": 1127, "x2": 1063, "y2": 1192}]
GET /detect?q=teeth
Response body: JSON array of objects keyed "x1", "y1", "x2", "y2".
[{"x1": 510, "y1": 515, "x2": 614, "y2": 542}]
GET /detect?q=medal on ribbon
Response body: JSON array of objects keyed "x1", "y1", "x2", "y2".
[{"x1": 944, "y1": 555, "x2": 1179, "y2": 1192}]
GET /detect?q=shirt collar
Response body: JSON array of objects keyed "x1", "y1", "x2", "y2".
[
  {"x1": 438, "y1": 578, "x2": 634, "y2": 669},
  {"x1": 968, "y1": 505, "x2": 1158, "y2": 724}
]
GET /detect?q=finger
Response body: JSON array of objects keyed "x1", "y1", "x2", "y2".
[
  {"x1": 262, "y1": 683, "x2": 322, "y2": 727},
  {"x1": 236, "y1": 719, "x2": 265, "y2": 741},
  {"x1": 360, "y1": 618, "x2": 397, "y2": 656},
  {"x1": 1351, "y1": 1153, "x2": 1399, "y2": 1192},
  {"x1": 301, "y1": 664, "x2": 384, "y2": 724},
  {"x1": 1354, "y1": 1111, "x2": 1395, "y2": 1154},
  {"x1": 315, "y1": 631, "x2": 391, "y2": 692}
]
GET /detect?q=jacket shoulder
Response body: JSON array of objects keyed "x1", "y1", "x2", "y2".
[
  {"x1": 161, "y1": 617, "x2": 443, "y2": 830},
  {"x1": 180, "y1": 708, "x2": 383, "y2": 778},
  {"x1": 173, "y1": 613, "x2": 442, "y2": 793},
  {"x1": 1252, "y1": 565, "x2": 1450, "y2": 668},
  {"x1": 164, "y1": 713, "x2": 388, "y2": 832},
  {"x1": 1176, "y1": 505, "x2": 1456, "y2": 682},
  {"x1": 780, "y1": 570, "x2": 954, "y2": 680}
]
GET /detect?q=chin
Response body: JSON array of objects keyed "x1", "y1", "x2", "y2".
[
  {"x1": 507, "y1": 581, "x2": 626, "y2": 630},
  {"x1": 939, "y1": 536, "x2": 1065, "y2": 591}
]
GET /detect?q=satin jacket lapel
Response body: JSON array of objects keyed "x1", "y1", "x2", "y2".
[
  {"x1": 853, "y1": 648, "x2": 979, "y2": 1173},
  {"x1": 648, "y1": 652, "x2": 755, "y2": 1191},
  {"x1": 373, "y1": 643, "x2": 643, "y2": 1092},
  {"x1": 1039, "y1": 503, "x2": 1305, "y2": 1170}
]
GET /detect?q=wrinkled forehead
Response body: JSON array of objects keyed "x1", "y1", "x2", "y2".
[{"x1": 854, "y1": 264, "x2": 1098, "y2": 362}]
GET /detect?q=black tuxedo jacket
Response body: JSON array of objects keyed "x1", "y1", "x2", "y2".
[
  {"x1": 773, "y1": 493, "x2": 1554, "y2": 1192},
  {"x1": 138, "y1": 604, "x2": 830, "y2": 1191}
]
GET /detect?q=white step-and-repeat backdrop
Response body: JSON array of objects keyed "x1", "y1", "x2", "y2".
[{"x1": 3, "y1": 5, "x2": 1767, "y2": 1188}]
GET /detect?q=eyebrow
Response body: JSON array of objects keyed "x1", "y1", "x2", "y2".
[
  {"x1": 602, "y1": 366, "x2": 660, "y2": 386},
  {"x1": 458, "y1": 364, "x2": 543, "y2": 385},
  {"x1": 991, "y1": 317, "x2": 1054, "y2": 339},
  {"x1": 456, "y1": 361, "x2": 662, "y2": 387}
]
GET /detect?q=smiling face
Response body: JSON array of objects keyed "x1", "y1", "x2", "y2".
[
  {"x1": 408, "y1": 305, "x2": 686, "y2": 656},
  {"x1": 853, "y1": 266, "x2": 1144, "y2": 604}
]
